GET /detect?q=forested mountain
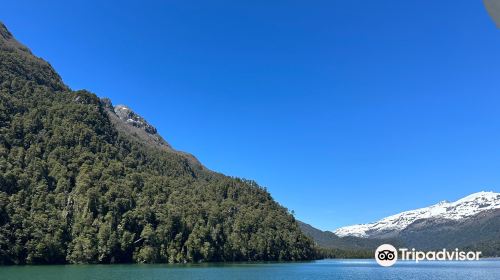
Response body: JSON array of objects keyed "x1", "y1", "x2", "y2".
[
  {"x1": 399, "y1": 208, "x2": 500, "y2": 255},
  {"x1": 323, "y1": 192, "x2": 500, "y2": 257},
  {"x1": 0, "y1": 22, "x2": 316, "y2": 264},
  {"x1": 298, "y1": 221, "x2": 399, "y2": 259},
  {"x1": 298, "y1": 221, "x2": 396, "y2": 251}
]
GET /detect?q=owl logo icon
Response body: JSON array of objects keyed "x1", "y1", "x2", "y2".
[{"x1": 375, "y1": 244, "x2": 398, "y2": 267}]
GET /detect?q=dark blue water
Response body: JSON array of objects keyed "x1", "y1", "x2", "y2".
[{"x1": 1, "y1": 259, "x2": 500, "y2": 280}]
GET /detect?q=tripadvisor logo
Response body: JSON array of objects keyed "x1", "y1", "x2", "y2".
[
  {"x1": 375, "y1": 244, "x2": 482, "y2": 267},
  {"x1": 375, "y1": 244, "x2": 398, "y2": 267}
]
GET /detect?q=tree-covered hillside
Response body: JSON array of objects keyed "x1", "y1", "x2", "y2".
[{"x1": 0, "y1": 22, "x2": 316, "y2": 264}]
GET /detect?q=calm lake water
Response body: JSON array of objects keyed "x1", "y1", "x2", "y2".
[{"x1": 1, "y1": 259, "x2": 500, "y2": 280}]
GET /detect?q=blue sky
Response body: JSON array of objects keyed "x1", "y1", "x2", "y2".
[{"x1": 2, "y1": 0, "x2": 500, "y2": 231}]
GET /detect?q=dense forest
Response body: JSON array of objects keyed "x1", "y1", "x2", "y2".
[{"x1": 0, "y1": 22, "x2": 317, "y2": 264}]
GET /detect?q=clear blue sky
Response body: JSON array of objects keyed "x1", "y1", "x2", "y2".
[{"x1": 2, "y1": 0, "x2": 500, "y2": 231}]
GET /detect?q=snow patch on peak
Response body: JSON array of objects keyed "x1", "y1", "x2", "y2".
[
  {"x1": 334, "y1": 191, "x2": 500, "y2": 238},
  {"x1": 114, "y1": 104, "x2": 158, "y2": 134}
]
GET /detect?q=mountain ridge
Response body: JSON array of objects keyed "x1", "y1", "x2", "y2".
[
  {"x1": 300, "y1": 198, "x2": 500, "y2": 257},
  {"x1": 0, "y1": 22, "x2": 67, "y2": 92},
  {"x1": 0, "y1": 21, "x2": 316, "y2": 264},
  {"x1": 334, "y1": 191, "x2": 500, "y2": 238}
]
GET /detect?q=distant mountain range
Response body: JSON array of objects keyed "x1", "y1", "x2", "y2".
[
  {"x1": 335, "y1": 191, "x2": 500, "y2": 238},
  {"x1": 300, "y1": 191, "x2": 500, "y2": 256}
]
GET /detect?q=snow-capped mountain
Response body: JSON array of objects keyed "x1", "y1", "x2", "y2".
[{"x1": 334, "y1": 191, "x2": 500, "y2": 238}]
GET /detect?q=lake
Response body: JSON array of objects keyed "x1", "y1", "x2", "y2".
[{"x1": 1, "y1": 259, "x2": 500, "y2": 280}]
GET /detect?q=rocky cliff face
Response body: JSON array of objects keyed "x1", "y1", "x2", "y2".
[
  {"x1": 114, "y1": 105, "x2": 158, "y2": 135},
  {"x1": 101, "y1": 98, "x2": 203, "y2": 168},
  {"x1": 102, "y1": 97, "x2": 172, "y2": 149}
]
